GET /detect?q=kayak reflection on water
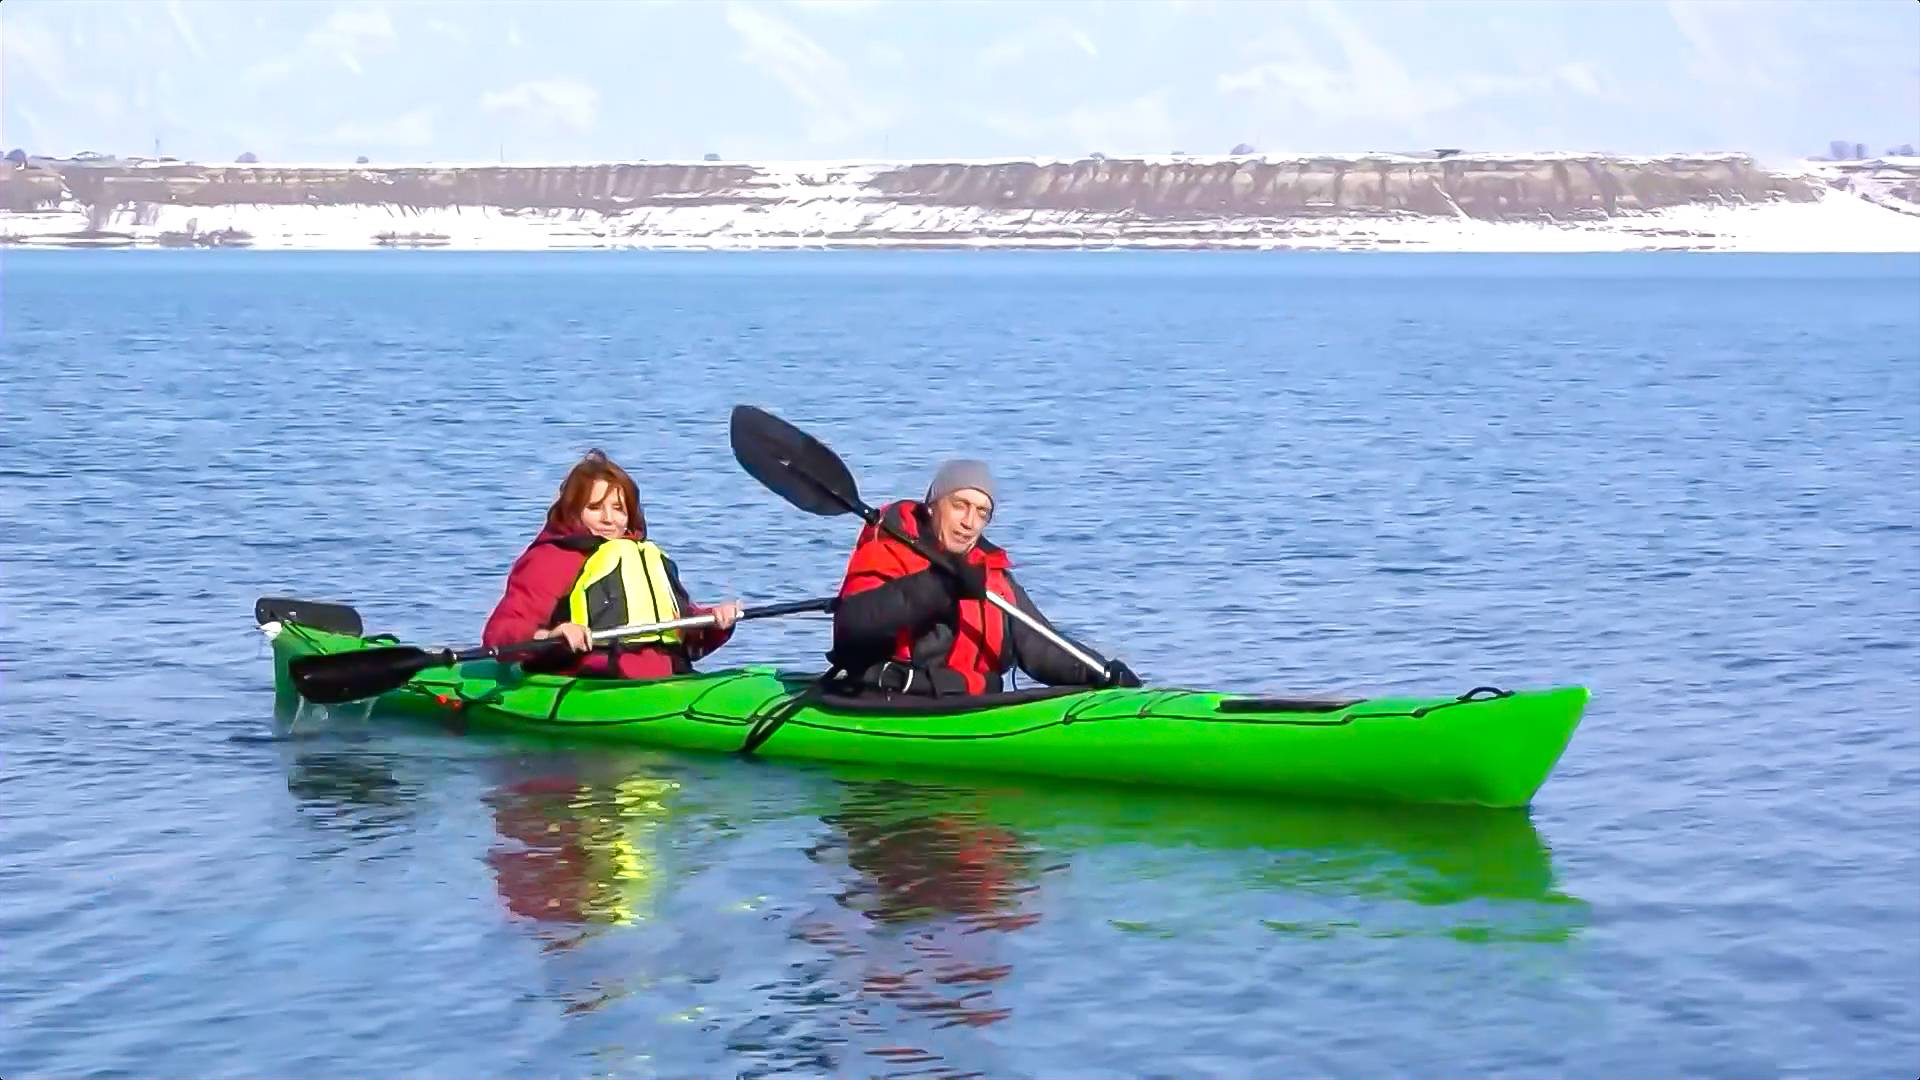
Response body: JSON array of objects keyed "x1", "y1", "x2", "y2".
[
  {"x1": 814, "y1": 805, "x2": 1034, "y2": 925},
  {"x1": 274, "y1": 747, "x2": 1587, "y2": 941},
  {"x1": 812, "y1": 762, "x2": 1587, "y2": 926},
  {"x1": 468, "y1": 764, "x2": 1038, "y2": 937},
  {"x1": 280, "y1": 749, "x2": 425, "y2": 840},
  {"x1": 274, "y1": 745, "x2": 1588, "y2": 1060},
  {"x1": 482, "y1": 772, "x2": 676, "y2": 928},
  {"x1": 796, "y1": 794, "x2": 1037, "y2": 1032}
]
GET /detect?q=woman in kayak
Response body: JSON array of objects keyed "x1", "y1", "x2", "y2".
[
  {"x1": 482, "y1": 449, "x2": 742, "y2": 680},
  {"x1": 829, "y1": 458, "x2": 1136, "y2": 695}
]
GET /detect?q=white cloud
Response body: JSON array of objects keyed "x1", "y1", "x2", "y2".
[
  {"x1": 979, "y1": 18, "x2": 1098, "y2": 70},
  {"x1": 1667, "y1": 0, "x2": 1737, "y2": 84},
  {"x1": 243, "y1": 57, "x2": 298, "y2": 85},
  {"x1": 312, "y1": 5, "x2": 395, "y2": 49},
  {"x1": 238, "y1": 4, "x2": 393, "y2": 84},
  {"x1": 967, "y1": 89, "x2": 1174, "y2": 155},
  {"x1": 310, "y1": 3, "x2": 394, "y2": 72},
  {"x1": 1557, "y1": 62, "x2": 1604, "y2": 98},
  {"x1": 1215, "y1": 1, "x2": 1609, "y2": 135},
  {"x1": 789, "y1": 0, "x2": 882, "y2": 11},
  {"x1": 324, "y1": 106, "x2": 437, "y2": 147},
  {"x1": 866, "y1": 42, "x2": 907, "y2": 67},
  {"x1": 0, "y1": 15, "x2": 136, "y2": 132},
  {"x1": 726, "y1": 2, "x2": 893, "y2": 146},
  {"x1": 1666, "y1": 0, "x2": 1797, "y2": 92},
  {"x1": 90, "y1": 89, "x2": 126, "y2": 121},
  {"x1": 1064, "y1": 91, "x2": 1173, "y2": 155},
  {"x1": 1, "y1": 19, "x2": 69, "y2": 87},
  {"x1": 165, "y1": 0, "x2": 207, "y2": 60},
  {"x1": 5, "y1": 102, "x2": 47, "y2": 146},
  {"x1": 481, "y1": 79, "x2": 601, "y2": 133},
  {"x1": 1215, "y1": 64, "x2": 1273, "y2": 96},
  {"x1": 426, "y1": 18, "x2": 470, "y2": 45},
  {"x1": 967, "y1": 107, "x2": 1047, "y2": 143}
]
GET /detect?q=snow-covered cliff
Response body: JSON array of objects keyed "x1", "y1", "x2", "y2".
[{"x1": 4, "y1": 151, "x2": 1917, "y2": 252}]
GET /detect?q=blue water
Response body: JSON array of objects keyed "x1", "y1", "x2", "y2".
[{"x1": 2, "y1": 250, "x2": 1916, "y2": 1078}]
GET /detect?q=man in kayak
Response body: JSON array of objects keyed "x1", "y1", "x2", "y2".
[{"x1": 828, "y1": 459, "x2": 1138, "y2": 695}]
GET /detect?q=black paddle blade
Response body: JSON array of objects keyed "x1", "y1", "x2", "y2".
[
  {"x1": 289, "y1": 646, "x2": 443, "y2": 705},
  {"x1": 729, "y1": 405, "x2": 865, "y2": 517},
  {"x1": 256, "y1": 596, "x2": 363, "y2": 636}
]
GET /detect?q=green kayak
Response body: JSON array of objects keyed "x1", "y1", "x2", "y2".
[{"x1": 262, "y1": 617, "x2": 1586, "y2": 808}]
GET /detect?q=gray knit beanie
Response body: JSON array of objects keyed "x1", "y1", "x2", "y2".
[{"x1": 925, "y1": 458, "x2": 996, "y2": 509}]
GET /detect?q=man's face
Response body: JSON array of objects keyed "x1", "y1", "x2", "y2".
[{"x1": 930, "y1": 488, "x2": 993, "y2": 556}]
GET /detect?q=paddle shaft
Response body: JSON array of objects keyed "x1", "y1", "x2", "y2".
[
  {"x1": 921, "y1": 538, "x2": 1105, "y2": 672},
  {"x1": 475, "y1": 596, "x2": 836, "y2": 662},
  {"x1": 786, "y1": 469, "x2": 1109, "y2": 679}
]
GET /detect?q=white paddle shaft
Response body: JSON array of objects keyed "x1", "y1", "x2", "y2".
[
  {"x1": 587, "y1": 596, "x2": 1104, "y2": 678},
  {"x1": 984, "y1": 589, "x2": 1107, "y2": 678},
  {"x1": 584, "y1": 613, "x2": 718, "y2": 644}
]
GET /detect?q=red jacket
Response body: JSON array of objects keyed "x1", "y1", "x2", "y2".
[
  {"x1": 836, "y1": 501, "x2": 1012, "y2": 694},
  {"x1": 482, "y1": 522, "x2": 733, "y2": 680},
  {"x1": 832, "y1": 501, "x2": 1109, "y2": 694}
]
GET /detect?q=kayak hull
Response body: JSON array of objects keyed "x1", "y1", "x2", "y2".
[{"x1": 265, "y1": 620, "x2": 1586, "y2": 808}]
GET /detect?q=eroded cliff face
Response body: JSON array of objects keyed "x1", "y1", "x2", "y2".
[
  {"x1": 865, "y1": 155, "x2": 1817, "y2": 218},
  {"x1": 40, "y1": 160, "x2": 776, "y2": 211},
  {"x1": 0, "y1": 166, "x2": 65, "y2": 213},
  {"x1": 0, "y1": 152, "x2": 1909, "y2": 251},
  {"x1": 0, "y1": 153, "x2": 1821, "y2": 219}
]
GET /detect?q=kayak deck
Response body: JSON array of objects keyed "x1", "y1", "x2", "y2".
[{"x1": 264, "y1": 619, "x2": 1586, "y2": 808}]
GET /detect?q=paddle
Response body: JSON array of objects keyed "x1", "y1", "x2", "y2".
[
  {"x1": 728, "y1": 404, "x2": 1115, "y2": 681},
  {"x1": 256, "y1": 596, "x2": 364, "y2": 637},
  {"x1": 288, "y1": 596, "x2": 836, "y2": 705}
]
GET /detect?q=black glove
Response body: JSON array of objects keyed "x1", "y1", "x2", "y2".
[
  {"x1": 1099, "y1": 659, "x2": 1142, "y2": 689},
  {"x1": 942, "y1": 559, "x2": 990, "y2": 602}
]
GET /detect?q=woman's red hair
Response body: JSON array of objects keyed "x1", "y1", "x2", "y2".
[{"x1": 545, "y1": 449, "x2": 645, "y2": 537}]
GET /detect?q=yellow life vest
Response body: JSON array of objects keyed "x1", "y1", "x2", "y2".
[{"x1": 563, "y1": 537, "x2": 684, "y2": 645}]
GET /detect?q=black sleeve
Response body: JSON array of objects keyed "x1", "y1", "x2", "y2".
[
  {"x1": 662, "y1": 556, "x2": 693, "y2": 610},
  {"x1": 831, "y1": 569, "x2": 956, "y2": 663},
  {"x1": 1003, "y1": 573, "x2": 1106, "y2": 687}
]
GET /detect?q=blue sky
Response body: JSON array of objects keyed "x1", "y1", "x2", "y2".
[{"x1": 2, "y1": 0, "x2": 1915, "y2": 165}]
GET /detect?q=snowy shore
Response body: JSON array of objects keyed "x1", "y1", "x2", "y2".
[{"x1": 4, "y1": 152, "x2": 1917, "y2": 253}]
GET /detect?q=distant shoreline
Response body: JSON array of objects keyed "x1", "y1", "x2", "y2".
[{"x1": 5, "y1": 151, "x2": 1917, "y2": 253}]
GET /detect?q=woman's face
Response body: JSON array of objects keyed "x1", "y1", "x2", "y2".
[{"x1": 579, "y1": 479, "x2": 630, "y2": 539}]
